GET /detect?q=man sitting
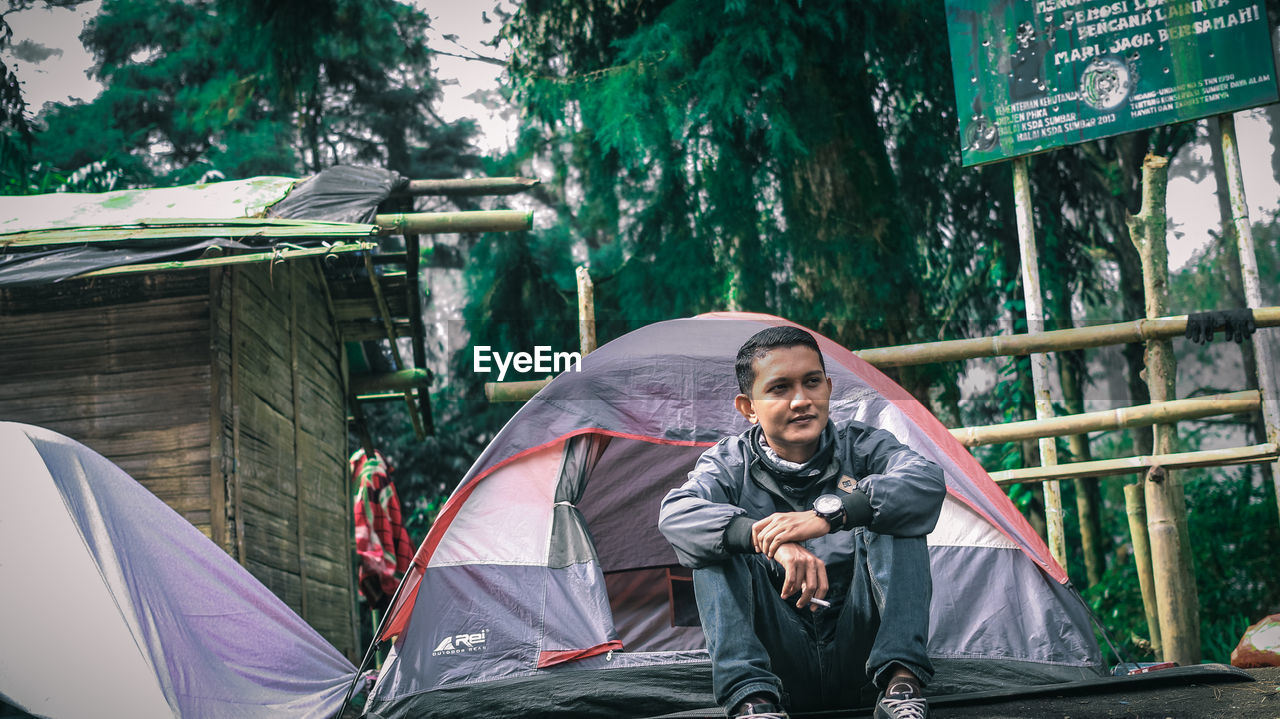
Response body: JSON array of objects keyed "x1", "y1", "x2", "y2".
[{"x1": 659, "y1": 326, "x2": 945, "y2": 719}]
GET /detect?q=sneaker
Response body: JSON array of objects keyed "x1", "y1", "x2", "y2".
[
  {"x1": 874, "y1": 678, "x2": 929, "y2": 719},
  {"x1": 729, "y1": 693, "x2": 789, "y2": 719}
]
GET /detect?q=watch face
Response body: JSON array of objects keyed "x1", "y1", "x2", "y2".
[{"x1": 815, "y1": 495, "x2": 842, "y2": 514}]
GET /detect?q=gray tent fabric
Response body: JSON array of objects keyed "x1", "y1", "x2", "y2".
[
  {"x1": 0, "y1": 422, "x2": 357, "y2": 718},
  {"x1": 549, "y1": 434, "x2": 611, "y2": 568}
]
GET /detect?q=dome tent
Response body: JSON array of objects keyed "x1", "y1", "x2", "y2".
[
  {"x1": 0, "y1": 422, "x2": 357, "y2": 718},
  {"x1": 365, "y1": 313, "x2": 1104, "y2": 718}
]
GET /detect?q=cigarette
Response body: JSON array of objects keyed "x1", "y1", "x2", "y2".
[{"x1": 809, "y1": 597, "x2": 831, "y2": 608}]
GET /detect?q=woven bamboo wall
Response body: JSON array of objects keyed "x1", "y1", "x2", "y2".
[
  {"x1": 211, "y1": 261, "x2": 357, "y2": 657},
  {"x1": 0, "y1": 274, "x2": 216, "y2": 532},
  {"x1": 2, "y1": 265, "x2": 356, "y2": 657}
]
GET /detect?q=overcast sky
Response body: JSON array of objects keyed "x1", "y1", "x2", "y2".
[{"x1": 4, "y1": 0, "x2": 1278, "y2": 270}]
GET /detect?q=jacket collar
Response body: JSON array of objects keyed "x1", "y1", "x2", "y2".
[{"x1": 746, "y1": 422, "x2": 841, "y2": 510}]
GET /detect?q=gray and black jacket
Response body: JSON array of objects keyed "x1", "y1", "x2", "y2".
[{"x1": 658, "y1": 419, "x2": 946, "y2": 569}]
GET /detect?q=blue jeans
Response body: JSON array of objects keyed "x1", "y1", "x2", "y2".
[{"x1": 692, "y1": 529, "x2": 933, "y2": 713}]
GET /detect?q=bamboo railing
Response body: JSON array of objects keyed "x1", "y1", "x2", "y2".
[
  {"x1": 951, "y1": 391, "x2": 1261, "y2": 447},
  {"x1": 991, "y1": 443, "x2": 1278, "y2": 485},
  {"x1": 485, "y1": 308, "x2": 1280, "y2": 401}
]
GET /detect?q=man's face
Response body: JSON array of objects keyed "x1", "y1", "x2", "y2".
[{"x1": 734, "y1": 345, "x2": 832, "y2": 463}]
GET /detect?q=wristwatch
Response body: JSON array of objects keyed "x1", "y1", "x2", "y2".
[{"x1": 812, "y1": 494, "x2": 846, "y2": 533}]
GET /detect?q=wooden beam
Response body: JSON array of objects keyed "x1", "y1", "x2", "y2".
[
  {"x1": 338, "y1": 319, "x2": 413, "y2": 342},
  {"x1": 952, "y1": 391, "x2": 1261, "y2": 447},
  {"x1": 404, "y1": 232, "x2": 434, "y2": 436},
  {"x1": 229, "y1": 268, "x2": 246, "y2": 566},
  {"x1": 374, "y1": 210, "x2": 532, "y2": 236},
  {"x1": 362, "y1": 255, "x2": 423, "y2": 439},
  {"x1": 396, "y1": 177, "x2": 540, "y2": 196},
  {"x1": 208, "y1": 266, "x2": 227, "y2": 553},
  {"x1": 350, "y1": 369, "x2": 432, "y2": 395},
  {"x1": 289, "y1": 266, "x2": 310, "y2": 621},
  {"x1": 991, "y1": 443, "x2": 1278, "y2": 485}
]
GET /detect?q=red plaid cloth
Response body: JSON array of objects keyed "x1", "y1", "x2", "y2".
[{"x1": 351, "y1": 449, "x2": 414, "y2": 608}]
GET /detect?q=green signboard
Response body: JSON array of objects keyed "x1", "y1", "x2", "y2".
[{"x1": 945, "y1": 0, "x2": 1279, "y2": 166}]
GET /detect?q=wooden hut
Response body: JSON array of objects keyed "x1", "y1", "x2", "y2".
[{"x1": 0, "y1": 170, "x2": 533, "y2": 658}]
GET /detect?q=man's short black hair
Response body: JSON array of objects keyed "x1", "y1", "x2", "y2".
[{"x1": 735, "y1": 326, "x2": 826, "y2": 395}]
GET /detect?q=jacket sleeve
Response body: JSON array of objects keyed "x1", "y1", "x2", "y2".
[
  {"x1": 658, "y1": 440, "x2": 755, "y2": 568},
  {"x1": 845, "y1": 422, "x2": 946, "y2": 537}
]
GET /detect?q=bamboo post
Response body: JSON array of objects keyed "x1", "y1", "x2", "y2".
[
  {"x1": 1124, "y1": 483, "x2": 1163, "y2": 658},
  {"x1": 1012, "y1": 157, "x2": 1067, "y2": 569},
  {"x1": 404, "y1": 231, "x2": 434, "y2": 436},
  {"x1": 1126, "y1": 153, "x2": 1200, "y2": 665},
  {"x1": 374, "y1": 210, "x2": 532, "y2": 236},
  {"x1": 1220, "y1": 113, "x2": 1280, "y2": 531},
  {"x1": 577, "y1": 266, "x2": 597, "y2": 356},
  {"x1": 349, "y1": 369, "x2": 433, "y2": 395},
  {"x1": 396, "y1": 176, "x2": 540, "y2": 197},
  {"x1": 485, "y1": 378, "x2": 554, "y2": 402}
]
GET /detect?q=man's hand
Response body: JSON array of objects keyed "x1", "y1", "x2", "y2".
[
  {"x1": 773, "y1": 542, "x2": 828, "y2": 611},
  {"x1": 751, "y1": 511, "x2": 831, "y2": 558}
]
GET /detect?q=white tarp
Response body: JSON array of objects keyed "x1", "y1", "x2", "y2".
[{"x1": 0, "y1": 176, "x2": 298, "y2": 234}]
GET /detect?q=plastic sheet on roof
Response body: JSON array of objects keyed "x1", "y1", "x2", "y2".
[{"x1": 0, "y1": 176, "x2": 298, "y2": 234}]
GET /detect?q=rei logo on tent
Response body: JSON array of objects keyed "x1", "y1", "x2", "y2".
[{"x1": 432, "y1": 629, "x2": 489, "y2": 656}]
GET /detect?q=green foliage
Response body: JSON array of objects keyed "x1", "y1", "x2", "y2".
[
  {"x1": 21, "y1": 0, "x2": 476, "y2": 188},
  {"x1": 501, "y1": 0, "x2": 1013, "y2": 355}
]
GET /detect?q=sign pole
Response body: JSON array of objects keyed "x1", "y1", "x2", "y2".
[
  {"x1": 1219, "y1": 112, "x2": 1280, "y2": 531},
  {"x1": 1012, "y1": 156, "x2": 1068, "y2": 570}
]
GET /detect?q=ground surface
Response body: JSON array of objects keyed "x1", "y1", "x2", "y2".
[
  {"x1": 924, "y1": 666, "x2": 1280, "y2": 719},
  {"x1": 650, "y1": 665, "x2": 1280, "y2": 719}
]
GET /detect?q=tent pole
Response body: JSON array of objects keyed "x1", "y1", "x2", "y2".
[
  {"x1": 1012, "y1": 156, "x2": 1068, "y2": 570},
  {"x1": 334, "y1": 576, "x2": 412, "y2": 718},
  {"x1": 1220, "y1": 113, "x2": 1280, "y2": 532}
]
